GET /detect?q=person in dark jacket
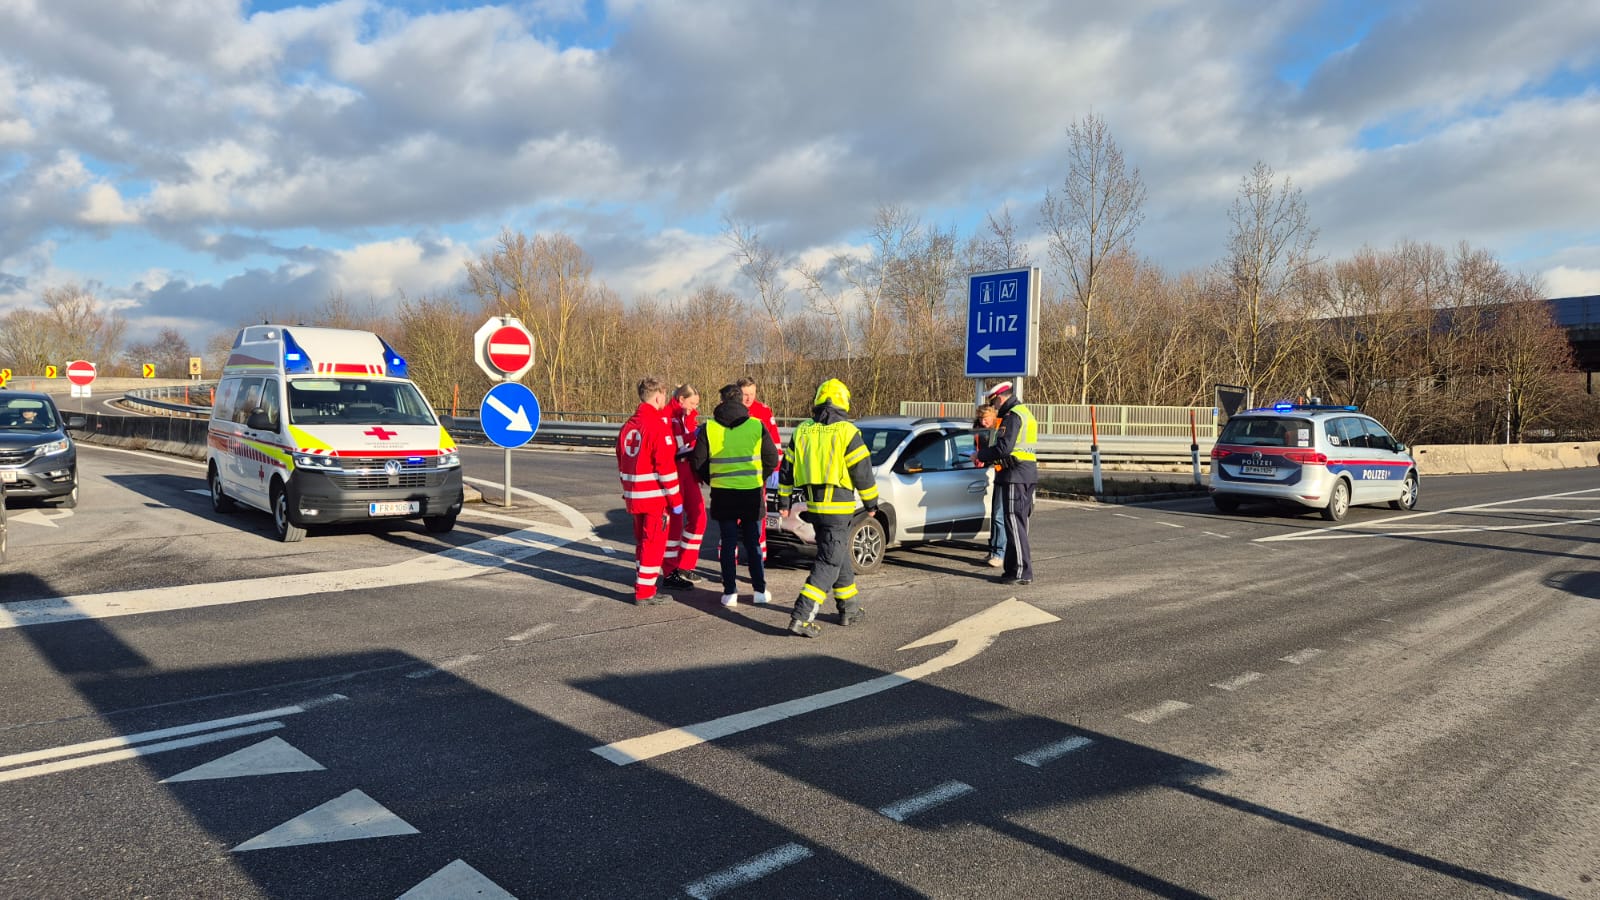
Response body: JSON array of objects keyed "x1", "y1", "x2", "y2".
[
  {"x1": 689, "y1": 383, "x2": 781, "y2": 608},
  {"x1": 973, "y1": 381, "x2": 1038, "y2": 585},
  {"x1": 778, "y1": 378, "x2": 879, "y2": 637}
]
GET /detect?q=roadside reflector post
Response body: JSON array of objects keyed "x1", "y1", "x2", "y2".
[
  {"x1": 1189, "y1": 409, "x2": 1202, "y2": 485},
  {"x1": 1090, "y1": 405, "x2": 1103, "y2": 496}
]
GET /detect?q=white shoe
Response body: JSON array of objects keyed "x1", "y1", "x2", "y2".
[
  {"x1": 986, "y1": 555, "x2": 1003, "y2": 568},
  {"x1": 752, "y1": 591, "x2": 770, "y2": 605},
  {"x1": 720, "y1": 593, "x2": 738, "y2": 608}
]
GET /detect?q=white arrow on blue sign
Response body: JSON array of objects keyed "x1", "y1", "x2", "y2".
[
  {"x1": 965, "y1": 266, "x2": 1041, "y2": 378},
  {"x1": 480, "y1": 381, "x2": 541, "y2": 449}
]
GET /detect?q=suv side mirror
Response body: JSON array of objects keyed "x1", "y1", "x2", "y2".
[
  {"x1": 65, "y1": 415, "x2": 87, "y2": 430},
  {"x1": 246, "y1": 408, "x2": 277, "y2": 431}
]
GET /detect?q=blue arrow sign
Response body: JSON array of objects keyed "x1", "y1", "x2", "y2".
[
  {"x1": 480, "y1": 381, "x2": 541, "y2": 449},
  {"x1": 965, "y1": 266, "x2": 1040, "y2": 378}
]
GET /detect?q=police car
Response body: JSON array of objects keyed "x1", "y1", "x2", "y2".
[{"x1": 1209, "y1": 403, "x2": 1418, "y2": 521}]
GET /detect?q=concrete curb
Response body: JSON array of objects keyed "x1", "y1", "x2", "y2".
[{"x1": 1413, "y1": 441, "x2": 1600, "y2": 475}]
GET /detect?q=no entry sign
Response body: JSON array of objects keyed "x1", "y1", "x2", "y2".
[
  {"x1": 474, "y1": 317, "x2": 536, "y2": 382},
  {"x1": 66, "y1": 360, "x2": 97, "y2": 386}
]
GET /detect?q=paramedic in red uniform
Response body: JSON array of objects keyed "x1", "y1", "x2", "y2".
[
  {"x1": 738, "y1": 376, "x2": 780, "y2": 562},
  {"x1": 616, "y1": 377, "x2": 683, "y2": 605},
  {"x1": 662, "y1": 383, "x2": 706, "y2": 590}
]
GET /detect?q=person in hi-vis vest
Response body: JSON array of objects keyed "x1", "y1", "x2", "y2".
[
  {"x1": 973, "y1": 381, "x2": 1038, "y2": 585},
  {"x1": 689, "y1": 383, "x2": 780, "y2": 608},
  {"x1": 778, "y1": 378, "x2": 879, "y2": 638}
]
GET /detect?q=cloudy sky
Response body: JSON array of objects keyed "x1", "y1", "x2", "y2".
[{"x1": 2, "y1": 0, "x2": 1598, "y2": 347}]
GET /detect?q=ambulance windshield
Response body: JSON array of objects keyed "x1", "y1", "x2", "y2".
[{"x1": 286, "y1": 379, "x2": 438, "y2": 427}]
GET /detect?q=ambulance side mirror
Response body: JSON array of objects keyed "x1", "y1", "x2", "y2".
[{"x1": 246, "y1": 408, "x2": 277, "y2": 432}]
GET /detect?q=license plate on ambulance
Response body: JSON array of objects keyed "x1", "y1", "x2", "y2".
[
  {"x1": 369, "y1": 501, "x2": 419, "y2": 517},
  {"x1": 1240, "y1": 464, "x2": 1275, "y2": 476}
]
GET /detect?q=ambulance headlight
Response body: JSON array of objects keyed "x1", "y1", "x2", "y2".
[
  {"x1": 438, "y1": 451, "x2": 460, "y2": 468},
  {"x1": 293, "y1": 452, "x2": 339, "y2": 470}
]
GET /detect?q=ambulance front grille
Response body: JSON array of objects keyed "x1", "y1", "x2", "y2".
[{"x1": 330, "y1": 471, "x2": 438, "y2": 490}]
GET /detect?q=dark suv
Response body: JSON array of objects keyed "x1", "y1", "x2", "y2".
[{"x1": 0, "y1": 392, "x2": 84, "y2": 508}]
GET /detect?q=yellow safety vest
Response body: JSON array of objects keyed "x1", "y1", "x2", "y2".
[
  {"x1": 706, "y1": 419, "x2": 764, "y2": 490},
  {"x1": 1010, "y1": 404, "x2": 1039, "y2": 461},
  {"x1": 790, "y1": 419, "x2": 872, "y2": 515}
]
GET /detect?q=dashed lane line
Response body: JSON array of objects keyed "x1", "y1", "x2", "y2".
[
  {"x1": 1279, "y1": 648, "x2": 1325, "y2": 665},
  {"x1": 507, "y1": 623, "x2": 555, "y2": 642},
  {"x1": 1209, "y1": 672, "x2": 1265, "y2": 692},
  {"x1": 878, "y1": 780, "x2": 976, "y2": 822},
  {"x1": 684, "y1": 843, "x2": 813, "y2": 899},
  {"x1": 1256, "y1": 487, "x2": 1600, "y2": 542},
  {"x1": 0, "y1": 723, "x2": 284, "y2": 783},
  {"x1": 1126, "y1": 700, "x2": 1192, "y2": 724},
  {"x1": 1014, "y1": 735, "x2": 1094, "y2": 768}
]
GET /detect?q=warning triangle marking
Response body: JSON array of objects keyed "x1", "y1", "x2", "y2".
[
  {"x1": 161, "y1": 737, "x2": 325, "y2": 783},
  {"x1": 232, "y1": 789, "x2": 419, "y2": 852},
  {"x1": 398, "y1": 860, "x2": 517, "y2": 900}
]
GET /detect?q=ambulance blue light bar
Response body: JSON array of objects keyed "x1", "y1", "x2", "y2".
[
  {"x1": 377, "y1": 336, "x2": 408, "y2": 378},
  {"x1": 281, "y1": 330, "x2": 314, "y2": 375}
]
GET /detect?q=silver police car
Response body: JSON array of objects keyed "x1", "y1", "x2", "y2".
[{"x1": 1209, "y1": 404, "x2": 1418, "y2": 521}]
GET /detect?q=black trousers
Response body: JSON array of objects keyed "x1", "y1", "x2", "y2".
[{"x1": 1001, "y1": 482, "x2": 1036, "y2": 580}]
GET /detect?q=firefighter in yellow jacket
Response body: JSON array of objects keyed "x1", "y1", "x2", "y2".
[{"x1": 778, "y1": 378, "x2": 880, "y2": 637}]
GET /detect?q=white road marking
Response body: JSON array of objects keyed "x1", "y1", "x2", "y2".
[
  {"x1": 462, "y1": 476, "x2": 593, "y2": 532},
  {"x1": 1210, "y1": 672, "x2": 1265, "y2": 692},
  {"x1": 185, "y1": 488, "x2": 211, "y2": 496},
  {"x1": 1202, "y1": 531, "x2": 1230, "y2": 538},
  {"x1": 0, "y1": 694, "x2": 344, "y2": 768},
  {"x1": 508, "y1": 623, "x2": 554, "y2": 642},
  {"x1": 684, "y1": 843, "x2": 813, "y2": 899},
  {"x1": 1014, "y1": 735, "x2": 1094, "y2": 768},
  {"x1": 406, "y1": 654, "x2": 482, "y2": 679},
  {"x1": 1113, "y1": 513, "x2": 1140, "y2": 520},
  {"x1": 1280, "y1": 648, "x2": 1325, "y2": 665},
  {"x1": 398, "y1": 860, "x2": 516, "y2": 900},
  {"x1": 7, "y1": 508, "x2": 72, "y2": 528},
  {"x1": 600, "y1": 546, "x2": 616, "y2": 554},
  {"x1": 568, "y1": 597, "x2": 597, "y2": 613},
  {"x1": 1257, "y1": 487, "x2": 1600, "y2": 542},
  {"x1": 878, "y1": 780, "x2": 975, "y2": 822},
  {"x1": 0, "y1": 524, "x2": 586, "y2": 629},
  {"x1": 1156, "y1": 521, "x2": 1184, "y2": 529},
  {"x1": 79, "y1": 444, "x2": 207, "y2": 469},
  {"x1": 592, "y1": 599, "x2": 1061, "y2": 765},
  {"x1": 1126, "y1": 700, "x2": 1191, "y2": 724},
  {"x1": 232, "y1": 789, "x2": 419, "y2": 852},
  {"x1": 161, "y1": 736, "x2": 324, "y2": 783},
  {"x1": 0, "y1": 722, "x2": 284, "y2": 783}
]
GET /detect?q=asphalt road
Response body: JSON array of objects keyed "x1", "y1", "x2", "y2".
[{"x1": 0, "y1": 444, "x2": 1596, "y2": 898}]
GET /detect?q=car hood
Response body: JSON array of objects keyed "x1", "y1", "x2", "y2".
[{"x1": 0, "y1": 430, "x2": 68, "y2": 449}]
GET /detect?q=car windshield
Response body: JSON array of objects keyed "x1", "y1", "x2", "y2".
[
  {"x1": 286, "y1": 379, "x2": 438, "y2": 426},
  {"x1": 0, "y1": 399, "x2": 57, "y2": 430},
  {"x1": 857, "y1": 427, "x2": 911, "y2": 466},
  {"x1": 1218, "y1": 416, "x2": 1313, "y2": 448}
]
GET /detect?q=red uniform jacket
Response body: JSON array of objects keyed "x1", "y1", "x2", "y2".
[
  {"x1": 747, "y1": 399, "x2": 780, "y2": 453},
  {"x1": 617, "y1": 402, "x2": 682, "y2": 513},
  {"x1": 666, "y1": 396, "x2": 698, "y2": 460}
]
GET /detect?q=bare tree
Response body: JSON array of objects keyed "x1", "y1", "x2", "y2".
[
  {"x1": 725, "y1": 217, "x2": 799, "y2": 412},
  {"x1": 121, "y1": 327, "x2": 193, "y2": 379},
  {"x1": 1215, "y1": 161, "x2": 1320, "y2": 401},
  {"x1": 1039, "y1": 114, "x2": 1147, "y2": 403},
  {"x1": 394, "y1": 294, "x2": 477, "y2": 409}
]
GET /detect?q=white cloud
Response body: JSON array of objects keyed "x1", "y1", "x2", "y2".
[
  {"x1": 329, "y1": 236, "x2": 470, "y2": 299},
  {"x1": 1543, "y1": 266, "x2": 1600, "y2": 298}
]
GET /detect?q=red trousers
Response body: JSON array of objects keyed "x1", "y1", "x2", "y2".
[
  {"x1": 631, "y1": 510, "x2": 668, "y2": 601},
  {"x1": 665, "y1": 465, "x2": 706, "y2": 573}
]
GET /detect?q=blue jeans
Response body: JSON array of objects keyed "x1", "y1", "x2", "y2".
[
  {"x1": 988, "y1": 487, "x2": 1008, "y2": 558},
  {"x1": 718, "y1": 517, "x2": 765, "y2": 595}
]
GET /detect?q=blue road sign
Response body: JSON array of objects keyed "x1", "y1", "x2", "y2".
[
  {"x1": 480, "y1": 381, "x2": 541, "y2": 449},
  {"x1": 965, "y1": 266, "x2": 1040, "y2": 378}
]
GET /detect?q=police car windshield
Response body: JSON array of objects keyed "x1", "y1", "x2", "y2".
[
  {"x1": 1218, "y1": 416, "x2": 1312, "y2": 448},
  {"x1": 857, "y1": 427, "x2": 912, "y2": 466},
  {"x1": 287, "y1": 379, "x2": 437, "y2": 426}
]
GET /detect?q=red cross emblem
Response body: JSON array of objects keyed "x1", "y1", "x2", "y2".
[
  {"x1": 364, "y1": 427, "x2": 398, "y2": 441},
  {"x1": 623, "y1": 427, "x2": 643, "y2": 458}
]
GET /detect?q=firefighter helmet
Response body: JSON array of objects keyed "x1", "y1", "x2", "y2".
[{"x1": 813, "y1": 378, "x2": 851, "y2": 412}]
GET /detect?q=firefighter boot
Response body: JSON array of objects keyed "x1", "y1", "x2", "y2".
[
  {"x1": 788, "y1": 596, "x2": 823, "y2": 638},
  {"x1": 837, "y1": 598, "x2": 865, "y2": 627}
]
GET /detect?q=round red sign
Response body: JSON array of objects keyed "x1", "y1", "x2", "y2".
[
  {"x1": 485, "y1": 325, "x2": 533, "y2": 374},
  {"x1": 66, "y1": 360, "x2": 97, "y2": 386}
]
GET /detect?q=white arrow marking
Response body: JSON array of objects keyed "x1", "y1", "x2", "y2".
[
  {"x1": 160, "y1": 736, "x2": 325, "y2": 783},
  {"x1": 232, "y1": 789, "x2": 419, "y2": 852},
  {"x1": 399, "y1": 860, "x2": 517, "y2": 900},
  {"x1": 976, "y1": 344, "x2": 1018, "y2": 363},
  {"x1": 8, "y1": 508, "x2": 73, "y2": 528},
  {"x1": 591, "y1": 598, "x2": 1059, "y2": 765},
  {"x1": 483, "y1": 393, "x2": 532, "y2": 431}
]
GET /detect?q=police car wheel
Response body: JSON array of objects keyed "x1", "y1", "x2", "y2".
[
  {"x1": 1321, "y1": 479, "x2": 1350, "y2": 522},
  {"x1": 1389, "y1": 473, "x2": 1418, "y2": 511},
  {"x1": 1212, "y1": 494, "x2": 1240, "y2": 514},
  {"x1": 851, "y1": 515, "x2": 886, "y2": 574}
]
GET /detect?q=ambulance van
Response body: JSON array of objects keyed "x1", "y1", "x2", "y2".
[{"x1": 207, "y1": 325, "x2": 464, "y2": 542}]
